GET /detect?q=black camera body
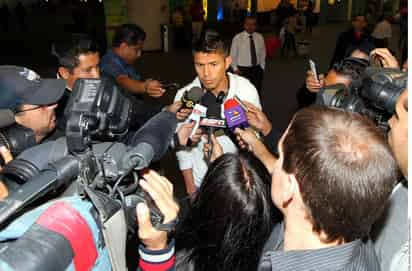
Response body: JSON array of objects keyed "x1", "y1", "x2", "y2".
[
  {"x1": 1, "y1": 78, "x2": 170, "y2": 230},
  {"x1": 316, "y1": 67, "x2": 407, "y2": 131},
  {"x1": 65, "y1": 78, "x2": 133, "y2": 153}
]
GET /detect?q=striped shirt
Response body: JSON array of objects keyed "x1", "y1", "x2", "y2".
[{"x1": 258, "y1": 223, "x2": 381, "y2": 271}]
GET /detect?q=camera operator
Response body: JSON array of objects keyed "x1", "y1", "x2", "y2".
[
  {"x1": 134, "y1": 106, "x2": 398, "y2": 271},
  {"x1": 51, "y1": 34, "x2": 100, "y2": 138},
  {"x1": 0, "y1": 66, "x2": 65, "y2": 145},
  {"x1": 100, "y1": 24, "x2": 165, "y2": 99},
  {"x1": 51, "y1": 35, "x2": 190, "y2": 139},
  {"x1": 173, "y1": 31, "x2": 261, "y2": 195},
  {"x1": 372, "y1": 89, "x2": 408, "y2": 271}
]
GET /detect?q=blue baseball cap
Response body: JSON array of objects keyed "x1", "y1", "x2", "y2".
[{"x1": 0, "y1": 66, "x2": 65, "y2": 111}]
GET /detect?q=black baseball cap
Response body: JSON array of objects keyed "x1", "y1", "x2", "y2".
[{"x1": 0, "y1": 66, "x2": 65, "y2": 111}]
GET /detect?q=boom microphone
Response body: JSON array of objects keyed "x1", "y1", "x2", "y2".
[{"x1": 123, "y1": 111, "x2": 178, "y2": 170}]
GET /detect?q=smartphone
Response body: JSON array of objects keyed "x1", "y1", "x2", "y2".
[
  {"x1": 233, "y1": 95, "x2": 249, "y2": 112},
  {"x1": 309, "y1": 59, "x2": 319, "y2": 82},
  {"x1": 161, "y1": 82, "x2": 180, "y2": 91}
]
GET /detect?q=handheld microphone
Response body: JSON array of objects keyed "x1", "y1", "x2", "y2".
[
  {"x1": 224, "y1": 98, "x2": 249, "y2": 131},
  {"x1": 0, "y1": 110, "x2": 15, "y2": 128},
  {"x1": 181, "y1": 86, "x2": 204, "y2": 109}
]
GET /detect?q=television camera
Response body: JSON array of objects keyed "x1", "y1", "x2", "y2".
[
  {"x1": 316, "y1": 67, "x2": 407, "y2": 131},
  {"x1": 0, "y1": 78, "x2": 178, "y2": 271}
]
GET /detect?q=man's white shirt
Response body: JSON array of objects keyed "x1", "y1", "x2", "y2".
[
  {"x1": 230, "y1": 31, "x2": 266, "y2": 70},
  {"x1": 173, "y1": 72, "x2": 262, "y2": 187}
]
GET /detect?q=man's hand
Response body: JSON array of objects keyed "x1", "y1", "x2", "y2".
[
  {"x1": 0, "y1": 146, "x2": 13, "y2": 200},
  {"x1": 235, "y1": 128, "x2": 277, "y2": 174},
  {"x1": 145, "y1": 79, "x2": 166, "y2": 98},
  {"x1": 0, "y1": 146, "x2": 13, "y2": 171},
  {"x1": 136, "y1": 170, "x2": 179, "y2": 250},
  {"x1": 306, "y1": 70, "x2": 325, "y2": 93},
  {"x1": 203, "y1": 133, "x2": 223, "y2": 163},
  {"x1": 242, "y1": 101, "x2": 273, "y2": 136},
  {"x1": 370, "y1": 48, "x2": 400, "y2": 69},
  {"x1": 234, "y1": 128, "x2": 260, "y2": 152},
  {"x1": 176, "y1": 108, "x2": 192, "y2": 121},
  {"x1": 177, "y1": 122, "x2": 203, "y2": 146}
]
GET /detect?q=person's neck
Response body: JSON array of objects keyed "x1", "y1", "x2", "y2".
[
  {"x1": 112, "y1": 47, "x2": 125, "y2": 60},
  {"x1": 209, "y1": 74, "x2": 229, "y2": 96},
  {"x1": 283, "y1": 213, "x2": 342, "y2": 251}
]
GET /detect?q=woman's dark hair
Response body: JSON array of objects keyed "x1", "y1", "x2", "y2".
[{"x1": 176, "y1": 152, "x2": 277, "y2": 271}]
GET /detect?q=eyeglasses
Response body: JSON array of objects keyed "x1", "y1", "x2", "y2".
[{"x1": 14, "y1": 104, "x2": 55, "y2": 114}]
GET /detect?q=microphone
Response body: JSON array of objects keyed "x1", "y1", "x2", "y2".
[
  {"x1": 0, "y1": 155, "x2": 80, "y2": 226},
  {"x1": 181, "y1": 86, "x2": 204, "y2": 109},
  {"x1": 224, "y1": 98, "x2": 249, "y2": 131},
  {"x1": 123, "y1": 111, "x2": 178, "y2": 170},
  {"x1": 0, "y1": 110, "x2": 15, "y2": 128}
]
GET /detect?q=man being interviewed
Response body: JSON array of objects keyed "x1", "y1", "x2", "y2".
[{"x1": 173, "y1": 31, "x2": 261, "y2": 196}]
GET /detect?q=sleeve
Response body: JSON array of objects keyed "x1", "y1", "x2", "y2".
[
  {"x1": 263, "y1": 127, "x2": 281, "y2": 156},
  {"x1": 100, "y1": 57, "x2": 126, "y2": 80},
  {"x1": 138, "y1": 239, "x2": 175, "y2": 271},
  {"x1": 237, "y1": 78, "x2": 262, "y2": 110},
  {"x1": 230, "y1": 35, "x2": 240, "y2": 71},
  {"x1": 259, "y1": 34, "x2": 266, "y2": 70}
]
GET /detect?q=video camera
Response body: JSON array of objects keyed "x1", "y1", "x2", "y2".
[
  {"x1": 0, "y1": 78, "x2": 178, "y2": 270},
  {"x1": 316, "y1": 67, "x2": 407, "y2": 131}
]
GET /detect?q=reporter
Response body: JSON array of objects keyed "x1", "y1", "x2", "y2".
[{"x1": 137, "y1": 153, "x2": 276, "y2": 271}]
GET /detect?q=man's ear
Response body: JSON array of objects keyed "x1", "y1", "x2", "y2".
[
  {"x1": 58, "y1": 67, "x2": 70, "y2": 80},
  {"x1": 225, "y1": 55, "x2": 232, "y2": 70},
  {"x1": 281, "y1": 174, "x2": 298, "y2": 208}
]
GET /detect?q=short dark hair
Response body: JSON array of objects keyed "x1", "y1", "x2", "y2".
[
  {"x1": 332, "y1": 57, "x2": 368, "y2": 87},
  {"x1": 112, "y1": 24, "x2": 146, "y2": 48},
  {"x1": 193, "y1": 30, "x2": 228, "y2": 56},
  {"x1": 352, "y1": 14, "x2": 367, "y2": 22},
  {"x1": 281, "y1": 106, "x2": 397, "y2": 242},
  {"x1": 52, "y1": 34, "x2": 99, "y2": 72},
  {"x1": 176, "y1": 152, "x2": 278, "y2": 271},
  {"x1": 244, "y1": 15, "x2": 257, "y2": 22}
]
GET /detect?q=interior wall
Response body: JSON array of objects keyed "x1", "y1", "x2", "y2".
[{"x1": 127, "y1": 0, "x2": 169, "y2": 50}]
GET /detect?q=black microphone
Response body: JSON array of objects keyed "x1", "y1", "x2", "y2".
[
  {"x1": 123, "y1": 111, "x2": 178, "y2": 170},
  {"x1": 0, "y1": 110, "x2": 15, "y2": 128},
  {"x1": 181, "y1": 86, "x2": 204, "y2": 109},
  {"x1": 200, "y1": 91, "x2": 225, "y2": 163}
]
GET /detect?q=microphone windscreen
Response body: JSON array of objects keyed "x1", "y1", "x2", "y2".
[
  {"x1": 200, "y1": 91, "x2": 221, "y2": 118},
  {"x1": 0, "y1": 109, "x2": 15, "y2": 128},
  {"x1": 186, "y1": 87, "x2": 204, "y2": 103},
  {"x1": 127, "y1": 111, "x2": 177, "y2": 162}
]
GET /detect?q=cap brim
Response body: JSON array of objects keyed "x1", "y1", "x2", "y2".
[{"x1": 26, "y1": 79, "x2": 66, "y2": 106}]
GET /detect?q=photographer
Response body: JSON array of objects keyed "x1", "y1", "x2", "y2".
[
  {"x1": 51, "y1": 34, "x2": 100, "y2": 138},
  {"x1": 0, "y1": 66, "x2": 65, "y2": 145}
]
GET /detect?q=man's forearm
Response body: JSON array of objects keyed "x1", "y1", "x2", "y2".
[
  {"x1": 252, "y1": 140, "x2": 277, "y2": 174},
  {"x1": 181, "y1": 169, "x2": 196, "y2": 195},
  {"x1": 117, "y1": 76, "x2": 146, "y2": 94}
]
